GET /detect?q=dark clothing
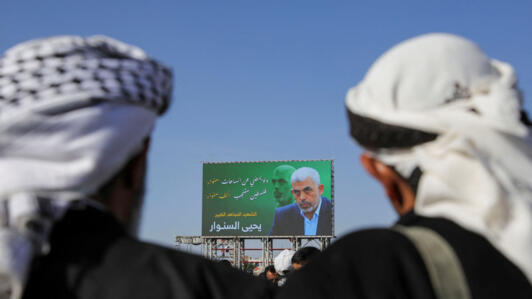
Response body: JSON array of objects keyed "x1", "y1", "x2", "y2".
[
  {"x1": 23, "y1": 205, "x2": 274, "y2": 299},
  {"x1": 277, "y1": 213, "x2": 532, "y2": 299},
  {"x1": 269, "y1": 197, "x2": 332, "y2": 236}
]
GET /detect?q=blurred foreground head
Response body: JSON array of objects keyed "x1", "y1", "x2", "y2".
[
  {"x1": 0, "y1": 35, "x2": 172, "y2": 298},
  {"x1": 291, "y1": 246, "x2": 320, "y2": 270},
  {"x1": 346, "y1": 33, "x2": 532, "y2": 283}
]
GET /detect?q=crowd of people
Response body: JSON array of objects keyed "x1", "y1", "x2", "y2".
[
  {"x1": 0, "y1": 33, "x2": 531, "y2": 298},
  {"x1": 255, "y1": 246, "x2": 321, "y2": 286}
]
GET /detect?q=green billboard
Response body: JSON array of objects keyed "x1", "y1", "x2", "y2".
[{"x1": 202, "y1": 160, "x2": 334, "y2": 236}]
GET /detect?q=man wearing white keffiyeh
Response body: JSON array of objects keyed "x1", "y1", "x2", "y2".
[
  {"x1": 0, "y1": 36, "x2": 274, "y2": 299},
  {"x1": 278, "y1": 34, "x2": 532, "y2": 299}
]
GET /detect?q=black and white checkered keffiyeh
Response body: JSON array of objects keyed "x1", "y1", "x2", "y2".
[
  {"x1": 0, "y1": 36, "x2": 173, "y2": 299},
  {"x1": 0, "y1": 35, "x2": 172, "y2": 116}
]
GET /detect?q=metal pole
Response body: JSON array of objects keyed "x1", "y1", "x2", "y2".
[
  {"x1": 233, "y1": 238, "x2": 239, "y2": 268},
  {"x1": 239, "y1": 238, "x2": 245, "y2": 270},
  {"x1": 206, "y1": 238, "x2": 211, "y2": 260},
  {"x1": 202, "y1": 237, "x2": 207, "y2": 258},
  {"x1": 267, "y1": 238, "x2": 273, "y2": 266},
  {"x1": 319, "y1": 237, "x2": 331, "y2": 251},
  {"x1": 261, "y1": 238, "x2": 267, "y2": 268}
]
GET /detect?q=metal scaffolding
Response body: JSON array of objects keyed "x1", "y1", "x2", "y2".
[{"x1": 175, "y1": 235, "x2": 333, "y2": 270}]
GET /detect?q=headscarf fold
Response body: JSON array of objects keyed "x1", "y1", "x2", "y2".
[
  {"x1": 0, "y1": 35, "x2": 173, "y2": 298},
  {"x1": 346, "y1": 33, "x2": 532, "y2": 283}
]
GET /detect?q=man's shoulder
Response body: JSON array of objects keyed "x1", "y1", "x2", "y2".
[
  {"x1": 311, "y1": 227, "x2": 432, "y2": 279},
  {"x1": 330, "y1": 227, "x2": 415, "y2": 254},
  {"x1": 91, "y1": 238, "x2": 275, "y2": 298},
  {"x1": 111, "y1": 237, "x2": 205, "y2": 266},
  {"x1": 274, "y1": 202, "x2": 299, "y2": 216},
  {"x1": 26, "y1": 207, "x2": 275, "y2": 299},
  {"x1": 277, "y1": 227, "x2": 435, "y2": 299},
  {"x1": 320, "y1": 197, "x2": 332, "y2": 209}
]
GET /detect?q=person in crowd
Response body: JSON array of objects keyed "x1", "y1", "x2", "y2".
[
  {"x1": 253, "y1": 265, "x2": 265, "y2": 277},
  {"x1": 269, "y1": 167, "x2": 332, "y2": 236},
  {"x1": 291, "y1": 246, "x2": 320, "y2": 270},
  {"x1": 0, "y1": 35, "x2": 274, "y2": 299},
  {"x1": 273, "y1": 249, "x2": 295, "y2": 287},
  {"x1": 277, "y1": 33, "x2": 532, "y2": 298},
  {"x1": 264, "y1": 265, "x2": 279, "y2": 284},
  {"x1": 218, "y1": 259, "x2": 233, "y2": 267},
  {"x1": 271, "y1": 165, "x2": 296, "y2": 208}
]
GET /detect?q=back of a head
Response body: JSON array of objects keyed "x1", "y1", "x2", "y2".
[
  {"x1": 291, "y1": 246, "x2": 321, "y2": 266},
  {"x1": 0, "y1": 35, "x2": 173, "y2": 298},
  {"x1": 346, "y1": 33, "x2": 532, "y2": 284},
  {"x1": 274, "y1": 249, "x2": 295, "y2": 274},
  {"x1": 264, "y1": 265, "x2": 276, "y2": 274}
]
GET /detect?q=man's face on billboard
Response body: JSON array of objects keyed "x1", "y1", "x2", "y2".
[
  {"x1": 272, "y1": 166, "x2": 295, "y2": 207},
  {"x1": 291, "y1": 177, "x2": 324, "y2": 215}
]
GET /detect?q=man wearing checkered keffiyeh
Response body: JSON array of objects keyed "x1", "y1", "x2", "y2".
[{"x1": 0, "y1": 36, "x2": 274, "y2": 299}]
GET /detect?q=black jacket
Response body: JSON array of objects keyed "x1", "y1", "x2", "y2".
[
  {"x1": 269, "y1": 197, "x2": 332, "y2": 236},
  {"x1": 277, "y1": 212, "x2": 532, "y2": 298},
  {"x1": 23, "y1": 205, "x2": 275, "y2": 299}
]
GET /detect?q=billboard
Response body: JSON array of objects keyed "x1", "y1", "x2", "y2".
[{"x1": 202, "y1": 160, "x2": 334, "y2": 236}]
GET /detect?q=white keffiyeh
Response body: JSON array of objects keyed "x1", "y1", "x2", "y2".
[
  {"x1": 0, "y1": 35, "x2": 172, "y2": 298},
  {"x1": 346, "y1": 33, "x2": 532, "y2": 283}
]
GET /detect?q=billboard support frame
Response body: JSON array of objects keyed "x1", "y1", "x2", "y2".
[{"x1": 175, "y1": 235, "x2": 334, "y2": 270}]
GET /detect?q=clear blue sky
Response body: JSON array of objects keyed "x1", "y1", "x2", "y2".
[{"x1": 3, "y1": 1, "x2": 532, "y2": 246}]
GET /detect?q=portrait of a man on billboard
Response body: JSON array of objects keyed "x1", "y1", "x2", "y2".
[{"x1": 269, "y1": 167, "x2": 333, "y2": 236}]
